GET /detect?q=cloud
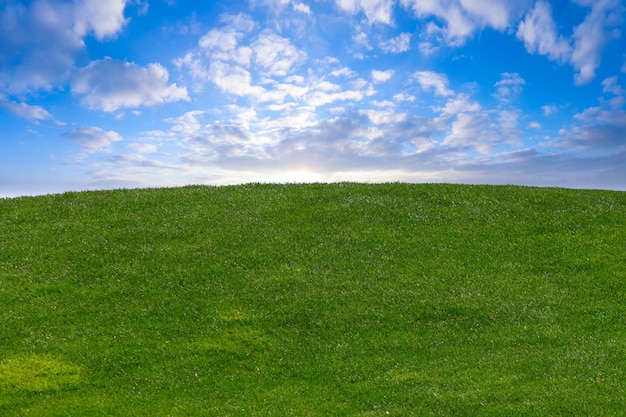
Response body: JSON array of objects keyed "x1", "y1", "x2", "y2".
[
  {"x1": 601, "y1": 76, "x2": 625, "y2": 96},
  {"x1": 0, "y1": 97, "x2": 53, "y2": 122},
  {"x1": 494, "y1": 72, "x2": 526, "y2": 99},
  {"x1": 371, "y1": 69, "x2": 394, "y2": 83},
  {"x1": 176, "y1": 13, "x2": 376, "y2": 110},
  {"x1": 401, "y1": 0, "x2": 514, "y2": 45},
  {"x1": 73, "y1": 0, "x2": 129, "y2": 40},
  {"x1": 198, "y1": 27, "x2": 253, "y2": 66},
  {"x1": 0, "y1": 1, "x2": 82, "y2": 93},
  {"x1": 71, "y1": 58, "x2": 189, "y2": 112},
  {"x1": 64, "y1": 127, "x2": 122, "y2": 153},
  {"x1": 128, "y1": 143, "x2": 158, "y2": 154},
  {"x1": 380, "y1": 32, "x2": 411, "y2": 53},
  {"x1": 292, "y1": 2, "x2": 311, "y2": 14},
  {"x1": 335, "y1": 0, "x2": 396, "y2": 25},
  {"x1": 541, "y1": 105, "x2": 558, "y2": 116},
  {"x1": 252, "y1": 31, "x2": 307, "y2": 77},
  {"x1": 556, "y1": 93, "x2": 626, "y2": 151},
  {"x1": 413, "y1": 70, "x2": 454, "y2": 97},
  {"x1": 516, "y1": 1, "x2": 570, "y2": 62},
  {"x1": 517, "y1": 0, "x2": 624, "y2": 85},
  {"x1": 208, "y1": 61, "x2": 267, "y2": 98},
  {"x1": 570, "y1": 0, "x2": 624, "y2": 85},
  {"x1": 0, "y1": 0, "x2": 131, "y2": 94}
]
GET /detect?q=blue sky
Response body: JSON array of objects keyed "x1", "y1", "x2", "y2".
[{"x1": 1, "y1": 0, "x2": 625, "y2": 197}]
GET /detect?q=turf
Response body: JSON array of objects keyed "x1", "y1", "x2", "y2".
[{"x1": 1, "y1": 183, "x2": 625, "y2": 416}]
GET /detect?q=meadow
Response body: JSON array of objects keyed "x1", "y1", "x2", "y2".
[{"x1": 1, "y1": 183, "x2": 625, "y2": 416}]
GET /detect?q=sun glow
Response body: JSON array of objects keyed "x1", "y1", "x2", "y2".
[{"x1": 264, "y1": 169, "x2": 325, "y2": 183}]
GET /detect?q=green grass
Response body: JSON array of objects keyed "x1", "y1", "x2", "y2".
[{"x1": 1, "y1": 183, "x2": 625, "y2": 416}]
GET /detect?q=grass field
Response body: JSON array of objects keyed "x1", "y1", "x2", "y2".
[{"x1": 1, "y1": 183, "x2": 625, "y2": 416}]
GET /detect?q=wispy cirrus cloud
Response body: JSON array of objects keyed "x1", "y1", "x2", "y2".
[
  {"x1": 0, "y1": 96, "x2": 54, "y2": 122},
  {"x1": 400, "y1": 0, "x2": 516, "y2": 45},
  {"x1": 517, "y1": 0, "x2": 624, "y2": 84}
]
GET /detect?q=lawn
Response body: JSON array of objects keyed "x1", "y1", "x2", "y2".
[{"x1": 1, "y1": 183, "x2": 625, "y2": 415}]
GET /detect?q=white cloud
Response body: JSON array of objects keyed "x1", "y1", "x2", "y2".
[
  {"x1": 393, "y1": 93, "x2": 416, "y2": 102},
  {"x1": 0, "y1": 97, "x2": 53, "y2": 122},
  {"x1": 529, "y1": 121, "x2": 542, "y2": 129},
  {"x1": 413, "y1": 70, "x2": 454, "y2": 97},
  {"x1": 360, "y1": 109, "x2": 407, "y2": 124},
  {"x1": 64, "y1": 127, "x2": 122, "y2": 153},
  {"x1": 292, "y1": 2, "x2": 312, "y2": 14},
  {"x1": 601, "y1": 76, "x2": 625, "y2": 96},
  {"x1": 208, "y1": 61, "x2": 267, "y2": 98},
  {"x1": 572, "y1": 0, "x2": 624, "y2": 85},
  {"x1": 541, "y1": 105, "x2": 558, "y2": 116},
  {"x1": 371, "y1": 69, "x2": 394, "y2": 83},
  {"x1": 439, "y1": 106, "x2": 522, "y2": 154},
  {"x1": 418, "y1": 41, "x2": 439, "y2": 56},
  {"x1": 72, "y1": 58, "x2": 189, "y2": 112},
  {"x1": 335, "y1": 0, "x2": 396, "y2": 25},
  {"x1": 219, "y1": 12, "x2": 257, "y2": 33},
  {"x1": 330, "y1": 67, "x2": 357, "y2": 78},
  {"x1": 252, "y1": 32, "x2": 307, "y2": 77},
  {"x1": 517, "y1": 0, "x2": 624, "y2": 85},
  {"x1": 0, "y1": 0, "x2": 131, "y2": 94},
  {"x1": 494, "y1": 72, "x2": 526, "y2": 99},
  {"x1": 73, "y1": 0, "x2": 129, "y2": 40},
  {"x1": 516, "y1": 1, "x2": 570, "y2": 63},
  {"x1": 435, "y1": 95, "x2": 481, "y2": 120},
  {"x1": 380, "y1": 32, "x2": 411, "y2": 53},
  {"x1": 199, "y1": 28, "x2": 253, "y2": 66},
  {"x1": 0, "y1": 1, "x2": 82, "y2": 93},
  {"x1": 304, "y1": 87, "x2": 371, "y2": 107},
  {"x1": 401, "y1": 0, "x2": 513, "y2": 45},
  {"x1": 128, "y1": 143, "x2": 158, "y2": 154}
]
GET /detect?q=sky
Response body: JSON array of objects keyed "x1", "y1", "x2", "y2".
[{"x1": 1, "y1": 0, "x2": 625, "y2": 197}]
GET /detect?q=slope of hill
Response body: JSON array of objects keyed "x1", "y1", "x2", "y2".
[{"x1": 1, "y1": 183, "x2": 625, "y2": 416}]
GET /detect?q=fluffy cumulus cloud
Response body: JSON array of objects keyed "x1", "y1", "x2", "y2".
[
  {"x1": 64, "y1": 126, "x2": 122, "y2": 153},
  {"x1": 371, "y1": 69, "x2": 394, "y2": 83},
  {"x1": 124, "y1": 59, "x2": 529, "y2": 181},
  {"x1": 176, "y1": 12, "x2": 376, "y2": 109},
  {"x1": 73, "y1": 0, "x2": 128, "y2": 40},
  {"x1": 71, "y1": 58, "x2": 189, "y2": 112},
  {"x1": 252, "y1": 31, "x2": 307, "y2": 76},
  {"x1": 0, "y1": 0, "x2": 130, "y2": 94},
  {"x1": 412, "y1": 70, "x2": 454, "y2": 97}
]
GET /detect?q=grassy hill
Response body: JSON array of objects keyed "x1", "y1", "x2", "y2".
[{"x1": 1, "y1": 183, "x2": 625, "y2": 416}]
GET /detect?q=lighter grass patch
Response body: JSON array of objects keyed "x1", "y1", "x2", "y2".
[{"x1": 0, "y1": 354, "x2": 82, "y2": 395}]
